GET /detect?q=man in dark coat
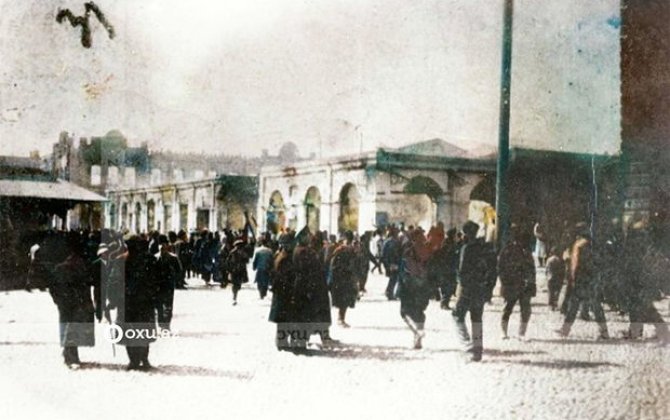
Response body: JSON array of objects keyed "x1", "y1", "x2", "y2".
[
  {"x1": 430, "y1": 228, "x2": 459, "y2": 310},
  {"x1": 252, "y1": 239, "x2": 274, "y2": 299},
  {"x1": 154, "y1": 235, "x2": 181, "y2": 331},
  {"x1": 330, "y1": 231, "x2": 358, "y2": 327},
  {"x1": 498, "y1": 225, "x2": 536, "y2": 339},
  {"x1": 269, "y1": 232, "x2": 297, "y2": 350},
  {"x1": 227, "y1": 238, "x2": 254, "y2": 305},
  {"x1": 399, "y1": 229, "x2": 433, "y2": 349},
  {"x1": 48, "y1": 232, "x2": 96, "y2": 368},
  {"x1": 120, "y1": 236, "x2": 159, "y2": 370},
  {"x1": 451, "y1": 221, "x2": 497, "y2": 362},
  {"x1": 381, "y1": 227, "x2": 402, "y2": 300},
  {"x1": 622, "y1": 221, "x2": 670, "y2": 343},
  {"x1": 173, "y1": 230, "x2": 190, "y2": 289},
  {"x1": 557, "y1": 225, "x2": 609, "y2": 340},
  {"x1": 292, "y1": 228, "x2": 336, "y2": 349},
  {"x1": 545, "y1": 247, "x2": 565, "y2": 311}
]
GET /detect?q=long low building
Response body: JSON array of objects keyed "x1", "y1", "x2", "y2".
[
  {"x1": 258, "y1": 139, "x2": 623, "y2": 242},
  {"x1": 104, "y1": 174, "x2": 258, "y2": 233},
  {"x1": 258, "y1": 139, "x2": 497, "y2": 236}
]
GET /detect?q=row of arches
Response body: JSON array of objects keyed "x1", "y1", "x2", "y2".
[
  {"x1": 265, "y1": 174, "x2": 496, "y2": 235},
  {"x1": 266, "y1": 182, "x2": 361, "y2": 234}
]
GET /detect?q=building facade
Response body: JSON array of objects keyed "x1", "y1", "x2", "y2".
[
  {"x1": 105, "y1": 175, "x2": 257, "y2": 234},
  {"x1": 258, "y1": 140, "x2": 496, "y2": 235}
]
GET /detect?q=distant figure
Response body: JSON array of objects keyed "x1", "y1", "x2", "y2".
[
  {"x1": 252, "y1": 240, "x2": 274, "y2": 299},
  {"x1": 533, "y1": 222, "x2": 547, "y2": 267},
  {"x1": 381, "y1": 226, "x2": 402, "y2": 300},
  {"x1": 545, "y1": 247, "x2": 565, "y2": 310},
  {"x1": 153, "y1": 235, "x2": 181, "y2": 331}
]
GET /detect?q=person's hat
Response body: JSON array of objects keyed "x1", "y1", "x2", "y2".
[
  {"x1": 296, "y1": 226, "x2": 311, "y2": 245},
  {"x1": 462, "y1": 221, "x2": 480, "y2": 236}
]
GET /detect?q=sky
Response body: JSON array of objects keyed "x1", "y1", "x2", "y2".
[{"x1": 0, "y1": 0, "x2": 621, "y2": 158}]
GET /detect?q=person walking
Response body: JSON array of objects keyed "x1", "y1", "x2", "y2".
[
  {"x1": 622, "y1": 221, "x2": 670, "y2": 343},
  {"x1": 399, "y1": 229, "x2": 433, "y2": 349},
  {"x1": 546, "y1": 247, "x2": 565, "y2": 311},
  {"x1": 330, "y1": 231, "x2": 359, "y2": 327},
  {"x1": 498, "y1": 225, "x2": 536, "y2": 339},
  {"x1": 557, "y1": 224, "x2": 609, "y2": 340},
  {"x1": 252, "y1": 239, "x2": 274, "y2": 299},
  {"x1": 153, "y1": 235, "x2": 181, "y2": 331},
  {"x1": 451, "y1": 221, "x2": 497, "y2": 362},
  {"x1": 381, "y1": 226, "x2": 402, "y2": 300}
]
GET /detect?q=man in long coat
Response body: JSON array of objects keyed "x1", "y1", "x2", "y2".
[
  {"x1": 269, "y1": 232, "x2": 297, "y2": 350},
  {"x1": 252, "y1": 239, "x2": 274, "y2": 299},
  {"x1": 558, "y1": 225, "x2": 609, "y2": 340},
  {"x1": 120, "y1": 236, "x2": 159, "y2": 370},
  {"x1": 48, "y1": 232, "x2": 96, "y2": 368},
  {"x1": 498, "y1": 225, "x2": 536, "y2": 339},
  {"x1": 330, "y1": 231, "x2": 358, "y2": 327},
  {"x1": 292, "y1": 228, "x2": 336, "y2": 349}
]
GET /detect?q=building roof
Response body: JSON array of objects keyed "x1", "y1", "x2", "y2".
[
  {"x1": 394, "y1": 139, "x2": 469, "y2": 158},
  {"x1": 0, "y1": 178, "x2": 106, "y2": 202}
]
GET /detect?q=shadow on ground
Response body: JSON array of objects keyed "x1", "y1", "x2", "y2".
[
  {"x1": 484, "y1": 358, "x2": 622, "y2": 369},
  {"x1": 79, "y1": 362, "x2": 254, "y2": 379}
]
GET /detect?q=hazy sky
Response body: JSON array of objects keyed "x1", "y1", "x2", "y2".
[{"x1": 0, "y1": 0, "x2": 620, "y2": 158}]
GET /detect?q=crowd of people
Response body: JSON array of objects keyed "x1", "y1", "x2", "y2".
[{"x1": 20, "y1": 211, "x2": 670, "y2": 368}]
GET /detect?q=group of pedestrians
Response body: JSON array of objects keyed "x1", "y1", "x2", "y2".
[
  {"x1": 28, "y1": 229, "x2": 190, "y2": 370},
  {"x1": 22, "y1": 210, "x2": 670, "y2": 368}
]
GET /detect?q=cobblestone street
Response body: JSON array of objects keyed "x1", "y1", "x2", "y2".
[{"x1": 1, "y1": 271, "x2": 668, "y2": 420}]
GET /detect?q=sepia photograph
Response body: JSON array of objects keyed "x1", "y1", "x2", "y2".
[{"x1": 0, "y1": 1, "x2": 668, "y2": 419}]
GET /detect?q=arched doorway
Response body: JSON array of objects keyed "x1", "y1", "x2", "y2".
[
  {"x1": 109, "y1": 203, "x2": 117, "y2": 230},
  {"x1": 338, "y1": 183, "x2": 359, "y2": 233},
  {"x1": 147, "y1": 200, "x2": 156, "y2": 232},
  {"x1": 304, "y1": 186, "x2": 321, "y2": 234},
  {"x1": 401, "y1": 176, "x2": 442, "y2": 230},
  {"x1": 266, "y1": 191, "x2": 286, "y2": 234},
  {"x1": 134, "y1": 202, "x2": 142, "y2": 233},
  {"x1": 469, "y1": 175, "x2": 496, "y2": 241},
  {"x1": 121, "y1": 203, "x2": 128, "y2": 230}
]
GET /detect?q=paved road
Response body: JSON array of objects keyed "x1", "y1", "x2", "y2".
[{"x1": 0, "y1": 271, "x2": 668, "y2": 420}]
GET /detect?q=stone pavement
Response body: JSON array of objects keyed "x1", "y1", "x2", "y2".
[{"x1": 0, "y1": 271, "x2": 668, "y2": 420}]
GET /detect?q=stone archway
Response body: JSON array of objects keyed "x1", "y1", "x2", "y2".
[
  {"x1": 134, "y1": 202, "x2": 142, "y2": 233},
  {"x1": 121, "y1": 203, "x2": 128, "y2": 230},
  {"x1": 401, "y1": 176, "x2": 442, "y2": 229},
  {"x1": 338, "y1": 183, "x2": 360, "y2": 233},
  {"x1": 304, "y1": 186, "x2": 321, "y2": 234},
  {"x1": 147, "y1": 200, "x2": 156, "y2": 232},
  {"x1": 469, "y1": 175, "x2": 496, "y2": 241},
  {"x1": 109, "y1": 203, "x2": 117, "y2": 230},
  {"x1": 267, "y1": 190, "x2": 286, "y2": 234}
]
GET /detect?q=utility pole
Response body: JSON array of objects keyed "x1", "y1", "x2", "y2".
[{"x1": 496, "y1": 0, "x2": 514, "y2": 250}]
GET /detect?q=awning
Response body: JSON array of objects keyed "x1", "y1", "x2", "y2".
[{"x1": 0, "y1": 179, "x2": 106, "y2": 202}]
